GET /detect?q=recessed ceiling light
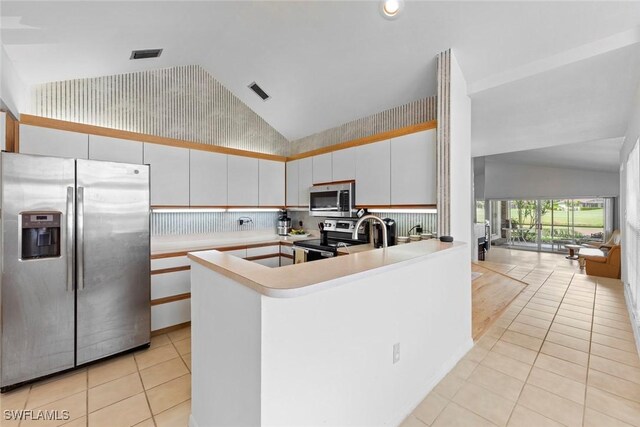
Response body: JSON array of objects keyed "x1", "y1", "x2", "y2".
[{"x1": 380, "y1": 0, "x2": 404, "y2": 20}]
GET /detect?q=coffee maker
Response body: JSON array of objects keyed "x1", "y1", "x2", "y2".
[
  {"x1": 277, "y1": 210, "x2": 291, "y2": 236},
  {"x1": 373, "y1": 218, "x2": 397, "y2": 248}
]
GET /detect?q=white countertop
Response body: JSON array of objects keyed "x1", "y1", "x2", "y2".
[
  {"x1": 151, "y1": 230, "x2": 317, "y2": 255},
  {"x1": 188, "y1": 240, "x2": 466, "y2": 298}
]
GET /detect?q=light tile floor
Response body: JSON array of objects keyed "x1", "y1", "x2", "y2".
[
  {"x1": 402, "y1": 248, "x2": 640, "y2": 427},
  {"x1": 0, "y1": 327, "x2": 191, "y2": 427}
]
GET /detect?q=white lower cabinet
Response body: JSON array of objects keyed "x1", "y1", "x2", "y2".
[
  {"x1": 247, "y1": 245, "x2": 279, "y2": 257},
  {"x1": 151, "y1": 300, "x2": 190, "y2": 331},
  {"x1": 89, "y1": 135, "x2": 143, "y2": 164},
  {"x1": 221, "y1": 248, "x2": 247, "y2": 258},
  {"x1": 20, "y1": 125, "x2": 89, "y2": 159},
  {"x1": 228, "y1": 155, "x2": 259, "y2": 206},
  {"x1": 144, "y1": 143, "x2": 190, "y2": 206},
  {"x1": 151, "y1": 270, "x2": 190, "y2": 300}
]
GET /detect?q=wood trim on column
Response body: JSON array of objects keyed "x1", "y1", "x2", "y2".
[
  {"x1": 19, "y1": 114, "x2": 287, "y2": 162},
  {"x1": 287, "y1": 121, "x2": 437, "y2": 161}
]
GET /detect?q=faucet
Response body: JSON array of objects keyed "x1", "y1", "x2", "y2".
[{"x1": 353, "y1": 214, "x2": 388, "y2": 248}]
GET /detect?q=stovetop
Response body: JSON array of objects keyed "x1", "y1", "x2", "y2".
[{"x1": 294, "y1": 237, "x2": 366, "y2": 252}]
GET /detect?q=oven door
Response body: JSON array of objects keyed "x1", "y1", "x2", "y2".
[{"x1": 293, "y1": 246, "x2": 335, "y2": 263}]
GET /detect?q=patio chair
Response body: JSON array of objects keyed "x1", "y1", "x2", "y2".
[
  {"x1": 582, "y1": 229, "x2": 620, "y2": 254},
  {"x1": 584, "y1": 245, "x2": 621, "y2": 279}
]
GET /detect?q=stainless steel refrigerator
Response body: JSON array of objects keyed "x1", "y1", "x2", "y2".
[{"x1": 0, "y1": 152, "x2": 150, "y2": 391}]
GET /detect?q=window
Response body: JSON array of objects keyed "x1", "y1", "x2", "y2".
[{"x1": 475, "y1": 200, "x2": 485, "y2": 223}]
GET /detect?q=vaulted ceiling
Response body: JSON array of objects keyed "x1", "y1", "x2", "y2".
[{"x1": 2, "y1": 1, "x2": 640, "y2": 165}]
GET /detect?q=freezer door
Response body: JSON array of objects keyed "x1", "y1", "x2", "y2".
[
  {"x1": 1, "y1": 153, "x2": 76, "y2": 387},
  {"x1": 75, "y1": 159, "x2": 150, "y2": 365}
]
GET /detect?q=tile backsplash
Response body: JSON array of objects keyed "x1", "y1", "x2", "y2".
[
  {"x1": 152, "y1": 211, "x2": 279, "y2": 235},
  {"x1": 288, "y1": 211, "x2": 438, "y2": 237}
]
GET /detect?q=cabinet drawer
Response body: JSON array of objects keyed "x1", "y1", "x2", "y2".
[
  {"x1": 247, "y1": 245, "x2": 279, "y2": 257},
  {"x1": 151, "y1": 256, "x2": 190, "y2": 270},
  {"x1": 151, "y1": 270, "x2": 191, "y2": 300},
  {"x1": 151, "y1": 299, "x2": 191, "y2": 331}
]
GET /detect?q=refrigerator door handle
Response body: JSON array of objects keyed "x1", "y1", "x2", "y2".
[
  {"x1": 77, "y1": 186, "x2": 85, "y2": 291},
  {"x1": 66, "y1": 186, "x2": 75, "y2": 292}
]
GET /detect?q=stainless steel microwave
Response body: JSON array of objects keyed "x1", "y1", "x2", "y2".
[{"x1": 309, "y1": 182, "x2": 355, "y2": 217}]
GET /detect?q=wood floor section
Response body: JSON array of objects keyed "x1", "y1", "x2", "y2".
[{"x1": 472, "y1": 264, "x2": 527, "y2": 340}]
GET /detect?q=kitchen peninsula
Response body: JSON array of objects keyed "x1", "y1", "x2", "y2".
[{"x1": 188, "y1": 240, "x2": 472, "y2": 426}]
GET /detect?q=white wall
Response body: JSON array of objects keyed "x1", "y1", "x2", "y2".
[
  {"x1": 483, "y1": 160, "x2": 620, "y2": 200},
  {"x1": 0, "y1": 46, "x2": 28, "y2": 116},
  {"x1": 620, "y1": 80, "x2": 640, "y2": 354},
  {"x1": 449, "y1": 51, "x2": 473, "y2": 260},
  {"x1": 0, "y1": 111, "x2": 5, "y2": 151}
]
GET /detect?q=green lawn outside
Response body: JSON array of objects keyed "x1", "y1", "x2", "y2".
[{"x1": 509, "y1": 208, "x2": 604, "y2": 227}]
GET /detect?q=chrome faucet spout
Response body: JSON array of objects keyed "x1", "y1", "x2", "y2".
[{"x1": 353, "y1": 214, "x2": 388, "y2": 248}]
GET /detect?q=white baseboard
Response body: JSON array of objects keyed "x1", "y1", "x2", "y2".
[
  {"x1": 623, "y1": 283, "x2": 640, "y2": 357},
  {"x1": 188, "y1": 414, "x2": 199, "y2": 427}
]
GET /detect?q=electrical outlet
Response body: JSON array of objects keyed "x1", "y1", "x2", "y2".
[{"x1": 393, "y1": 343, "x2": 400, "y2": 364}]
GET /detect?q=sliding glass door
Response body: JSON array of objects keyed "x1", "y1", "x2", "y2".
[{"x1": 492, "y1": 198, "x2": 606, "y2": 253}]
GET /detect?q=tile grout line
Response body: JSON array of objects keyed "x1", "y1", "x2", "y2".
[
  {"x1": 134, "y1": 343, "x2": 158, "y2": 427},
  {"x1": 503, "y1": 268, "x2": 574, "y2": 427},
  {"x1": 581, "y1": 276, "x2": 597, "y2": 426}
]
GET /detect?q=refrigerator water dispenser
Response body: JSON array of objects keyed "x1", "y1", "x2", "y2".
[{"x1": 21, "y1": 212, "x2": 61, "y2": 260}]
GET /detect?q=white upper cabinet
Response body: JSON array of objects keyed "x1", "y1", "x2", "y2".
[
  {"x1": 227, "y1": 155, "x2": 259, "y2": 206},
  {"x1": 312, "y1": 153, "x2": 332, "y2": 184},
  {"x1": 331, "y1": 147, "x2": 356, "y2": 181},
  {"x1": 143, "y1": 143, "x2": 190, "y2": 206},
  {"x1": 391, "y1": 129, "x2": 437, "y2": 205},
  {"x1": 298, "y1": 157, "x2": 313, "y2": 207},
  {"x1": 190, "y1": 150, "x2": 227, "y2": 206},
  {"x1": 355, "y1": 140, "x2": 391, "y2": 206},
  {"x1": 88, "y1": 135, "x2": 143, "y2": 164},
  {"x1": 259, "y1": 159, "x2": 285, "y2": 206},
  {"x1": 20, "y1": 125, "x2": 89, "y2": 159},
  {"x1": 286, "y1": 160, "x2": 299, "y2": 207}
]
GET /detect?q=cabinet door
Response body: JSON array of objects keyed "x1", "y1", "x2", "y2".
[
  {"x1": 312, "y1": 153, "x2": 332, "y2": 184},
  {"x1": 190, "y1": 150, "x2": 227, "y2": 206},
  {"x1": 259, "y1": 159, "x2": 285, "y2": 206},
  {"x1": 298, "y1": 157, "x2": 313, "y2": 207},
  {"x1": 20, "y1": 125, "x2": 89, "y2": 159},
  {"x1": 391, "y1": 130, "x2": 437, "y2": 205},
  {"x1": 355, "y1": 140, "x2": 390, "y2": 206},
  {"x1": 143, "y1": 143, "x2": 190, "y2": 206},
  {"x1": 89, "y1": 135, "x2": 143, "y2": 164},
  {"x1": 227, "y1": 155, "x2": 259, "y2": 206},
  {"x1": 332, "y1": 147, "x2": 356, "y2": 181},
  {"x1": 286, "y1": 160, "x2": 299, "y2": 207}
]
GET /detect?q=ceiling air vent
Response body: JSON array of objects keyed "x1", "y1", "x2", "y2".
[
  {"x1": 248, "y1": 82, "x2": 270, "y2": 101},
  {"x1": 130, "y1": 49, "x2": 163, "y2": 60}
]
